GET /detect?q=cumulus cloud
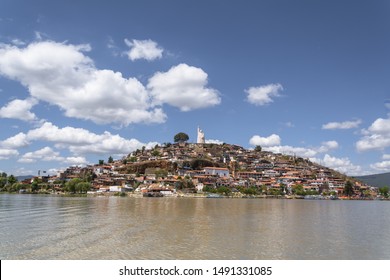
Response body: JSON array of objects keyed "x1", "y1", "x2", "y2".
[
  {"x1": 249, "y1": 134, "x2": 281, "y2": 147},
  {"x1": 205, "y1": 139, "x2": 224, "y2": 145},
  {"x1": 148, "y1": 63, "x2": 221, "y2": 111},
  {"x1": 0, "y1": 148, "x2": 19, "y2": 160},
  {"x1": 18, "y1": 146, "x2": 62, "y2": 163},
  {"x1": 266, "y1": 145, "x2": 318, "y2": 158},
  {"x1": 249, "y1": 134, "x2": 338, "y2": 158},
  {"x1": 385, "y1": 99, "x2": 390, "y2": 110},
  {"x1": 0, "y1": 98, "x2": 38, "y2": 122},
  {"x1": 0, "y1": 41, "x2": 167, "y2": 126},
  {"x1": 245, "y1": 83, "x2": 283, "y2": 106},
  {"x1": 311, "y1": 154, "x2": 361, "y2": 175},
  {"x1": 322, "y1": 119, "x2": 362, "y2": 130},
  {"x1": 124, "y1": 39, "x2": 163, "y2": 61},
  {"x1": 318, "y1": 141, "x2": 339, "y2": 153},
  {"x1": 26, "y1": 122, "x2": 158, "y2": 156},
  {"x1": 356, "y1": 118, "x2": 390, "y2": 151},
  {"x1": 0, "y1": 132, "x2": 30, "y2": 149},
  {"x1": 0, "y1": 41, "x2": 221, "y2": 125},
  {"x1": 370, "y1": 161, "x2": 390, "y2": 172},
  {"x1": 18, "y1": 146, "x2": 88, "y2": 165}
]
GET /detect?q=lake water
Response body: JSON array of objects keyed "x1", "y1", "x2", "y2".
[{"x1": 1, "y1": 194, "x2": 390, "y2": 260}]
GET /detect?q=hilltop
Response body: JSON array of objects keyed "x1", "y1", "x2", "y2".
[{"x1": 5, "y1": 142, "x2": 380, "y2": 198}]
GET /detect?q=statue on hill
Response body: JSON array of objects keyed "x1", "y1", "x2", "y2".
[{"x1": 197, "y1": 126, "x2": 205, "y2": 144}]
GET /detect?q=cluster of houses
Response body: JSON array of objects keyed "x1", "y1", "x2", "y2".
[{"x1": 24, "y1": 142, "x2": 377, "y2": 198}]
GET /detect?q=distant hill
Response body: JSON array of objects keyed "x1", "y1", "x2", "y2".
[
  {"x1": 16, "y1": 175, "x2": 34, "y2": 181},
  {"x1": 354, "y1": 172, "x2": 390, "y2": 188}
]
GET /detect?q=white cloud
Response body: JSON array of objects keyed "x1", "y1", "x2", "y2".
[
  {"x1": 311, "y1": 154, "x2": 361, "y2": 175},
  {"x1": 318, "y1": 140, "x2": 339, "y2": 153},
  {"x1": 382, "y1": 154, "x2": 390, "y2": 160},
  {"x1": 0, "y1": 98, "x2": 38, "y2": 122},
  {"x1": 205, "y1": 139, "x2": 224, "y2": 145},
  {"x1": 245, "y1": 83, "x2": 283, "y2": 106},
  {"x1": 356, "y1": 118, "x2": 390, "y2": 151},
  {"x1": 18, "y1": 146, "x2": 88, "y2": 165},
  {"x1": 0, "y1": 41, "x2": 167, "y2": 126},
  {"x1": 0, "y1": 148, "x2": 19, "y2": 160},
  {"x1": 124, "y1": 39, "x2": 164, "y2": 61},
  {"x1": 11, "y1": 38, "x2": 26, "y2": 46},
  {"x1": 26, "y1": 122, "x2": 158, "y2": 156},
  {"x1": 370, "y1": 161, "x2": 390, "y2": 172},
  {"x1": 385, "y1": 100, "x2": 390, "y2": 110},
  {"x1": 0, "y1": 132, "x2": 30, "y2": 149},
  {"x1": 249, "y1": 134, "x2": 281, "y2": 147},
  {"x1": 266, "y1": 145, "x2": 318, "y2": 158},
  {"x1": 322, "y1": 119, "x2": 362, "y2": 130},
  {"x1": 148, "y1": 63, "x2": 221, "y2": 111},
  {"x1": 18, "y1": 146, "x2": 61, "y2": 163},
  {"x1": 249, "y1": 134, "x2": 338, "y2": 158}
]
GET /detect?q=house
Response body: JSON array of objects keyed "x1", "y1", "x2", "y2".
[{"x1": 204, "y1": 167, "x2": 230, "y2": 177}]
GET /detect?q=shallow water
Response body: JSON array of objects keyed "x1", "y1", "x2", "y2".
[{"x1": 1, "y1": 194, "x2": 389, "y2": 259}]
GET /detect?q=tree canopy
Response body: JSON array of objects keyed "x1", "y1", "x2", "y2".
[
  {"x1": 174, "y1": 132, "x2": 189, "y2": 143},
  {"x1": 344, "y1": 180, "x2": 354, "y2": 197}
]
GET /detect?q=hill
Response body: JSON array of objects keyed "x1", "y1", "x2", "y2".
[
  {"x1": 16, "y1": 175, "x2": 34, "y2": 181},
  {"x1": 354, "y1": 172, "x2": 390, "y2": 188}
]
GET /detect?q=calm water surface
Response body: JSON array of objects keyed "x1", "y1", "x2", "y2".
[{"x1": 1, "y1": 194, "x2": 390, "y2": 259}]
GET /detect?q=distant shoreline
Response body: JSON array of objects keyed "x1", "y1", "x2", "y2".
[{"x1": 2, "y1": 191, "x2": 388, "y2": 201}]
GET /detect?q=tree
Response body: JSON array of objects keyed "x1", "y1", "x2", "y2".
[
  {"x1": 344, "y1": 180, "x2": 354, "y2": 197},
  {"x1": 108, "y1": 156, "x2": 114, "y2": 163},
  {"x1": 65, "y1": 178, "x2": 83, "y2": 193},
  {"x1": 151, "y1": 150, "x2": 161, "y2": 157},
  {"x1": 254, "y1": 145, "x2": 262, "y2": 152},
  {"x1": 76, "y1": 182, "x2": 91, "y2": 193},
  {"x1": 292, "y1": 184, "x2": 306, "y2": 196},
  {"x1": 379, "y1": 186, "x2": 389, "y2": 198},
  {"x1": 31, "y1": 179, "x2": 40, "y2": 192},
  {"x1": 174, "y1": 132, "x2": 189, "y2": 143},
  {"x1": 98, "y1": 159, "x2": 104, "y2": 165},
  {"x1": 7, "y1": 175, "x2": 17, "y2": 186}
]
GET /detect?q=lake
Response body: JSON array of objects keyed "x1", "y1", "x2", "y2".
[{"x1": 1, "y1": 194, "x2": 389, "y2": 259}]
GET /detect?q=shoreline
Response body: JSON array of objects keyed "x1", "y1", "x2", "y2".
[{"x1": 2, "y1": 191, "x2": 388, "y2": 201}]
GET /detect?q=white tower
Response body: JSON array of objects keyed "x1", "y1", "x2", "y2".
[{"x1": 197, "y1": 126, "x2": 205, "y2": 144}]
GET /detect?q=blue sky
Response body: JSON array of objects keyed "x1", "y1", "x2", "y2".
[{"x1": 0, "y1": 0, "x2": 390, "y2": 176}]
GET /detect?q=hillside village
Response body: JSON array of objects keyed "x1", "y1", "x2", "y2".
[{"x1": 9, "y1": 135, "x2": 384, "y2": 199}]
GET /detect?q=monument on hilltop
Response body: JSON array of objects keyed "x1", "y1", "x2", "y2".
[{"x1": 197, "y1": 126, "x2": 205, "y2": 144}]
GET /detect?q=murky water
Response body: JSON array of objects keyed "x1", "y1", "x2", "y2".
[{"x1": 1, "y1": 194, "x2": 389, "y2": 259}]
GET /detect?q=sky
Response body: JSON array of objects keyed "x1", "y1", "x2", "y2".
[{"x1": 0, "y1": 0, "x2": 390, "y2": 177}]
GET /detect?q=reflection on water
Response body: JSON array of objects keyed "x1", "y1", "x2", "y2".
[{"x1": 1, "y1": 194, "x2": 389, "y2": 259}]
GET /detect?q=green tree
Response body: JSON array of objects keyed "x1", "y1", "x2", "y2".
[
  {"x1": 216, "y1": 186, "x2": 231, "y2": 196},
  {"x1": 344, "y1": 180, "x2": 354, "y2": 197},
  {"x1": 7, "y1": 175, "x2": 17, "y2": 186},
  {"x1": 65, "y1": 178, "x2": 83, "y2": 193},
  {"x1": 108, "y1": 156, "x2": 114, "y2": 163},
  {"x1": 174, "y1": 132, "x2": 189, "y2": 143},
  {"x1": 98, "y1": 159, "x2": 104, "y2": 165},
  {"x1": 151, "y1": 150, "x2": 161, "y2": 157},
  {"x1": 254, "y1": 145, "x2": 262, "y2": 152},
  {"x1": 0, "y1": 174, "x2": 7, "y2": 190},
  {"x1": 75, "y1": 182, "x2": 91, "y2": 193},
  {"x1": 155, "y1": 169, "x2": 168, "y2": 179},
  {"x1": 31, "y1": 179, "x2": 40, "y2": 192},
  {"x1": 292, "y1": 184, "x2": 306, "y2": 196},
  {"x1": 379, "y1": 186, "x2": 389, "y2": 198},
  {"x1": 129, "y1": 156, "x2": 137, "y2": 162}
]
